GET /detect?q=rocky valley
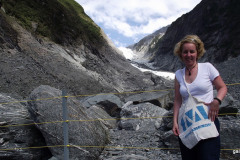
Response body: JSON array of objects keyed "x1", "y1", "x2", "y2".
[{"x1": 0, "y1": 0, "x2": 239, "y2": 160}]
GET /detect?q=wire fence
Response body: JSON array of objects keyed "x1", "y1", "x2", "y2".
[{"x1": 0, "y1": 83, "x2": 240, "y2": 158}]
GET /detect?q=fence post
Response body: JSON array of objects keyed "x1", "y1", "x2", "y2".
[{"x1": 62, "y1": 89, "x2": 69, "y2": 160}]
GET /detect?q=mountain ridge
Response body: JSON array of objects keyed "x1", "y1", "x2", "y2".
[
  {"x1": 130, "y1": 0, "x2": 240, "y2": 71},
  {"x1": 0, "y1": 0, "x2": 172, "y2": 98}
]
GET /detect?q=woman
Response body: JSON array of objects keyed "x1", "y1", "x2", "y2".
[{"x1": 172, "y1": 35, "x2": 227, "y2": 160}]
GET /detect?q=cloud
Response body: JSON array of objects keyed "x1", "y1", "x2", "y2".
[{"x1": 76, "y1": 0, "x2": 201, "y2": 46}]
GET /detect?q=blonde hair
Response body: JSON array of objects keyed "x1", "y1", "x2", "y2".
[{"x1": 174, "y1": 35, "x2": 206, "y2": 61}]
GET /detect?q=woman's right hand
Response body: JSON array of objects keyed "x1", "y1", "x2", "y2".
[
  {"x1": 172, "y1": 77, "x2": 181, "y2": 136},
  {"x1": 172, "y1": 122, "x2": 180, "y2": 136}
]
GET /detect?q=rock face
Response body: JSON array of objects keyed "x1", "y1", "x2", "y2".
[
  {"x1": 141, "y1": 0, "x2": 240, "y2": 71},
  {"x1": 128, "y1": 26, "x2": 168, "y2": 62},
  {"x1": 0, "y1": 93, "x2": 52, "y2": 160},
  {"x1": 0, "y1": 1, "x2": 169, "y2": 100},
  {"x1": 215, "y1": 56, "x2": 240, "y2": 101},
  {"x1": 27, "y1": 85, "x2": 110, "y2": 160}
]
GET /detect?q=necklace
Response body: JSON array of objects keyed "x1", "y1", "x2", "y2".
[{"x1": 186, "y1": 63, "x2": 197, "y2": 76}]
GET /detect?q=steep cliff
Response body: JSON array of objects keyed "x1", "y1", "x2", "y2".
[
  {"x1": 132, "y1": 0, "x2": 240, "y2": 72},
  {"x1": 128, "y1": 26, "x2": 168, "y2": 62},
  {"x1": 0, "y1": 0, "x2": 169, "y2": 99}
]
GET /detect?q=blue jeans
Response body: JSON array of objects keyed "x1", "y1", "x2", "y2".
[{"x1": 179, "y1": 118, "x2": 220, "y2": 160}]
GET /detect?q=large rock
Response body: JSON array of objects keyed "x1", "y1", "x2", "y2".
[
  {"x1": 81, "y1": 94, "x2": 123, "y2": 109},
  {"x1": 119, "y1": 102, "x2": 168, "y2": 131},
  {"x1": 27, "y1": 85, "x2": 110, "y2": 160},
  {"x1": 214, "y1": 90, "x2": 240, "y2": 114},
  {"x1": 81, "y1": 94, "x2": 124, "y2": 118},
  {"x1": 86, "y1": 105, "x2": 117, "y2": 129},
  {"x1": 0, "y1": 93, "x2": 51, "y2": 160},
  {"x1": 124, "y1": 91, "x2": 172, "y2": 110}
]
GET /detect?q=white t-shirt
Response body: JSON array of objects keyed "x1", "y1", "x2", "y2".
[{"x1": 175, "y1": 62, "x2": 219, "y2": 104}]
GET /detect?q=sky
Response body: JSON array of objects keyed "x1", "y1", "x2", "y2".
[{"x1": 75, "y1": 0, "x2": 202, "y2": 48}]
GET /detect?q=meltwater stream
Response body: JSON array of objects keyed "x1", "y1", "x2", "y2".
[{"x1": 131, "y1": 63, "x2": 175, "y2": 80}]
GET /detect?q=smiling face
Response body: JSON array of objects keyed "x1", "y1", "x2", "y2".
[{"x1": 181, "y1": 42, "x2": 198, "y2": 67}]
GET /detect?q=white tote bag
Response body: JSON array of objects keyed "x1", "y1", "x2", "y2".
[{"x1": 178, "y1": 72, "x2": 219, "y2": 149}]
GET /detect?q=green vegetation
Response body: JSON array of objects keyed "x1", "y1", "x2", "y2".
[{"x1": 2, "y1": 0, "x2": 102, "y2": 45}]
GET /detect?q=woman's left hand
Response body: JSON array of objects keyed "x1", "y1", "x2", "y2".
[{"x1": 204, "y1": 100, "x2": 220, "y2": 121}]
